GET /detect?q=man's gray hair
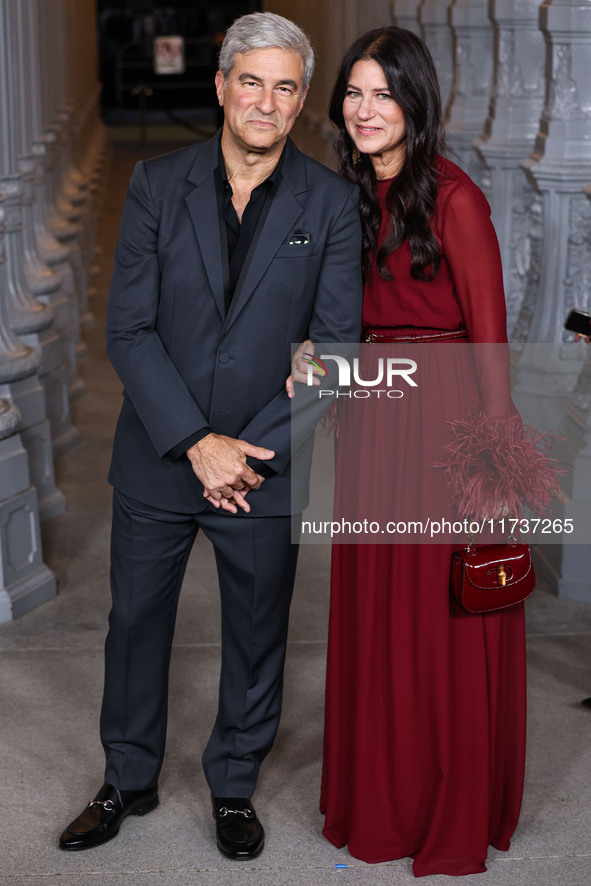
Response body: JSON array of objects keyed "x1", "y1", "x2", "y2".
[{"x1": 218, "y1": 12, "x2": 315, "y2": 91}]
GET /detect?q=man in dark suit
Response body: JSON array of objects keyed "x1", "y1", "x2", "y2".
[{"x1": 59, "y1": 12, "x2": 362, "y2": 859}]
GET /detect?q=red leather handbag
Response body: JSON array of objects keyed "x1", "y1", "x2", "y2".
[{"x1": 450, "y1": 541, "x2": 535, "y2": 613}]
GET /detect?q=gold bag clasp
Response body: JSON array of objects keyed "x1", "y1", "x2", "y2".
[{"x1": 497, "y1": 565, "x2": 507, "y2": 587}]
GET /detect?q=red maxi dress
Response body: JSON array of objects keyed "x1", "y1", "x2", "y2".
[{"x1": 320, "y1": 156, "x2": 527, "y2": 877}]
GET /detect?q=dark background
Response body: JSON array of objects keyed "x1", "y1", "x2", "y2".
[{"x1": 97, "y1": 1, "x2": 261, "y2": 113}]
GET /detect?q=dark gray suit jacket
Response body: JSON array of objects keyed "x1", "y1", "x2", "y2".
[{"x1": 106, "y1": 132, "x2": 363, "y2": 515}]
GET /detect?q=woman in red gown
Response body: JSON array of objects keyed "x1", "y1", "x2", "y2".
[{"x1": 290, "y1": 28, "x2": 526, "y2": 877}]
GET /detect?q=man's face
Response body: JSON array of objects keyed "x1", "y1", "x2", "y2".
[{"x1": 215, "y1": 48, "x2": 308, "y2": 154}]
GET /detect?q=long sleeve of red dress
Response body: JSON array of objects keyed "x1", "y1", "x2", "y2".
[{"x1": 439, "y1": 171, "x2": 515, "y2": 418}]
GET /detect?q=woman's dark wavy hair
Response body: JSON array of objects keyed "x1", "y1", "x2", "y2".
[{"x1": 329, "y1": 27, "x2": 445, "y2": 281}]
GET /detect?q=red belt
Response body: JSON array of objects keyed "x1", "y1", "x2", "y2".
[{"x1": 363, "y1": 326, "x2": 469, "y2": 343}]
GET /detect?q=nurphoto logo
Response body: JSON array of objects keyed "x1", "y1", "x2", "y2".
[{"x1": 307, "y1": 354, "x2": 418, "y2": 399}]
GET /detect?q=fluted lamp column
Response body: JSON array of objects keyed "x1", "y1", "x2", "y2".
[
  {"x1": 510, "y1": 1, "x2": 591, "y2": 604},
  {"x1": 50, "y1": 0, "x2": 96, "y2": 333},
  {"x1": 29, "y1": 0, "x2": 86, "y2": 403},
  {"x1": 521, "y1": 0, "x2": 591, "y2": 344},
  {"x1": 0, "y1": 0, "x2": 66, "y2": 522},
  {"x1": 512, "y1": 0, "x2": 591, "y2": 420},
  {"x1": 0, "y1": 196, "x2": 57, "y2": 622},
  {"x1": 64, "y1": 0, "x2": 110, "y2": 308},
  {"x1": 13, "y1": 0, "x2": 79, "y2": 456},
  {"x1": 555, "y1": 180, "x2": 591, "y2": 602},
  {"x1": 554, "y1": 332, "x2": 591, "y2": 602},
  {"x1": 419, "y1": 1, "x2": 454, "y2": 117},
  {"x1": 445, "y1": 0, "x2": 495, "y2": 183},
  {"x1": 473, "y1": 0, "x2": 547, "y2": 338},
  {"x1": 392, "y1": 0, "x2": 425, "y2": 36},
  {"x1": 54, "y1": 0, "x2": 90, "y2": 210},
  {"x1": 35, "y1": 0, "x2": 90, "y2": 378}
]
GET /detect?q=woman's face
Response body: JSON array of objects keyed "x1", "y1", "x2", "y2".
[{"x1": 343, "y1": 59, "x2": 406, "y2": 175}]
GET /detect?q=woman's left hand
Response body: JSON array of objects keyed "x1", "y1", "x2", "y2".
[{"x1": 286, "y1": 339, "x2": 324, "y2": 398}]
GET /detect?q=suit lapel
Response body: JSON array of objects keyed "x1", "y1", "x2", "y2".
[
  {"x1": 222, "y1": 139, "x2": 307, "y2": 333},
  {"x1": 184, "y1": 135, "x2": 226, "y2": 320}
]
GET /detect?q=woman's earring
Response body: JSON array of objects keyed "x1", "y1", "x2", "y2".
[{"x1": 352, "y1": 146, "x2": 360, "y2": 165}]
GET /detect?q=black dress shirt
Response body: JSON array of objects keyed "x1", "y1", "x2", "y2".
[{"x1": 218, "y1": 146, "x2": 284, "y2": 313}]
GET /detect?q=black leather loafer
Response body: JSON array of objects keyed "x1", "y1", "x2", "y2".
[
  {"x1": 59, "y1": 782, "x2": 159, "y2": 850},
  {"x1": 212, "y1": 795, "x2": 264, "y2": 860}
]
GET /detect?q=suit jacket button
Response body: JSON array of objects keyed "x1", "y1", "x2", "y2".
[{"x1": 218, "y1": 353, "x2": 230, "y2": 364}]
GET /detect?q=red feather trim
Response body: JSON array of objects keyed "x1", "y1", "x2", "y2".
[{"x1": 438, "y1": 410, "x2": 566, "y2": 519}]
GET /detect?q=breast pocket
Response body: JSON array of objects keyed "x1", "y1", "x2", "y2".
[{"x1": 274, "y1": 235, "x2": 320, "y2": 259}]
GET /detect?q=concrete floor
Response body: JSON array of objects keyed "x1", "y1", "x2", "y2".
[{"x1": 1, "y1": 139, "x2": 591, "y2": 885}]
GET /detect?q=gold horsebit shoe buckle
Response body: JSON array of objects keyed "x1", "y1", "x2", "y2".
[{"x1": 218, "y1": 806, "x2": 254, "y2": 818}]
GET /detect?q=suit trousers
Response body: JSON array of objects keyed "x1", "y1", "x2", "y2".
[{"x1": 100, "y1": 489, "x2": 300, "y2": 797}]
